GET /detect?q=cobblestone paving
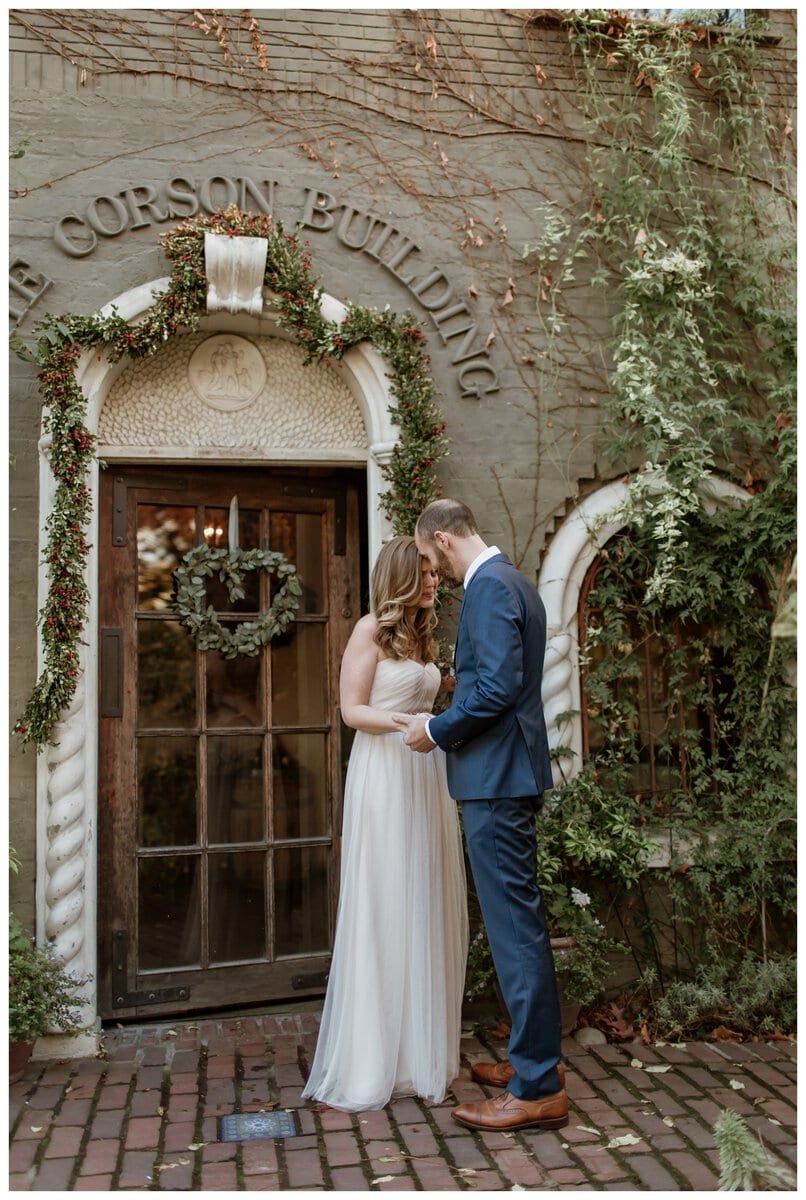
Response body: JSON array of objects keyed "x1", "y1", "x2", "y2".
[{"x1": 9, "y1": 1011, "x2": 796, "y2": 1191}]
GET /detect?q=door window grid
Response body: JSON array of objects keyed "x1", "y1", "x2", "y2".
[{"x1": 133, "y1": 496, "x2": 332, "y2": 972}]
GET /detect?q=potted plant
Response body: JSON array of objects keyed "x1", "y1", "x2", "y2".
[
  {"x1": 547, "y1": 887, "x2": 621, "y2": 1022},
  {"x1": 9, "y1": 914, "x2": 90, "y2": 1081},
  {"x1": 464, "y1": 768, "x2": 647, "y2": 1034},
  {"x1": 464, "y1": 888, "x2": 620, "y2": 1035}
]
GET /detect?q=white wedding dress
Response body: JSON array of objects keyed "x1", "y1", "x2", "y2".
[{"x1": 302, "y1": 658, "x2": 468, "y2": 1111}]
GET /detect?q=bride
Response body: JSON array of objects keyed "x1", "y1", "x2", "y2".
[{"x1": 302, "y1": 535, "x2": 468, "y2": 1111}]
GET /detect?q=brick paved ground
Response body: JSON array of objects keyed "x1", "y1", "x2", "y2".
[{"x1": 9, "y1": 1010, "x2": 796, "y2": 1191}]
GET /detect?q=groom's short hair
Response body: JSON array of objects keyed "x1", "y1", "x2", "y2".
[{"x1": 416, "y1": 498, "x2": 479, "y2": 541}]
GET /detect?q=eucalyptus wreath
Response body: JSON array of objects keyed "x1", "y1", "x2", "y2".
[
  {"x1": 172, "y1": 544, "x2": 302, "y2": 658},
  {"x1": 14, "y1": 204, "x2": 448, "y2": 746}
]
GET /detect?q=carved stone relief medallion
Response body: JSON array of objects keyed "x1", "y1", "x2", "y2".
[{"x1": 189, "y1": 334, "x2": 266, "y2": 411}]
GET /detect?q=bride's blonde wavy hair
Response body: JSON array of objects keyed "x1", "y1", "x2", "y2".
[{"x1": 372, "y1": 536, "x2": 438, "y2": 663}]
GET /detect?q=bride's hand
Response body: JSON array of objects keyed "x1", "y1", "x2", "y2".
[{"x1": 393, "y1": 713, "x2": 436, "y2": 753}]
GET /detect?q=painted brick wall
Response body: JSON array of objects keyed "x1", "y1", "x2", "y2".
[{"x1": 8, "y1": 9, "x2": 796, "y2": 921}]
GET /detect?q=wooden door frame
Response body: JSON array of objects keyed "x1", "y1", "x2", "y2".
[{"x1": 96, "y1": 464, "x2": 365, "y2": 1020}]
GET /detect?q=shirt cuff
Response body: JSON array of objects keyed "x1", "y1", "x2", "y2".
[{"x1": 424, "y1": 718, "x2": 436, "y2": 745}]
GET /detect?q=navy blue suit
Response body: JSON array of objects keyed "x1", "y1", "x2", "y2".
[{"x1": 428, "y1": 553, "x2": 563, "y2": 1100}]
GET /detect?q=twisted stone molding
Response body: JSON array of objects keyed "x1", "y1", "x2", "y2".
[
  {"x1": 44, "y1": 672, "x2": 89, "y2": 967},
  {"x1": 539, "y1": 471, "x2": 749, "y2": 788}
]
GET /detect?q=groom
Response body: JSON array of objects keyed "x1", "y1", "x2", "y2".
[{"x1": 394, "y1": 498, "x2": 567, "y2": 1132}]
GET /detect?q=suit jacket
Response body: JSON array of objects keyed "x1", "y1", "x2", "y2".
[{"x1": 428, "y1": 553, "x2": 553, "y2": 801}]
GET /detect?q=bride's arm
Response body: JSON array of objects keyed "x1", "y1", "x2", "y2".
[{"x1": 339, "y1": 614, "x2": 402, "y2": 734}]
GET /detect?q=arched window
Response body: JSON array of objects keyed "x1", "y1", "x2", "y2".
[
  {"x1": 577, "y1": 534, "x2": 726, "y2": 807},
  {"x1": 538, "y1": 471, "x2": 749, "y2": 789}
]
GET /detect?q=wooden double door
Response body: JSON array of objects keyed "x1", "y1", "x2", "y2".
[{"x1": 98, "y1": 465, "x2": 365, "y2": 1019}]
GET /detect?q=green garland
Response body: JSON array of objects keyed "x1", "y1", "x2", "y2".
[
  {"x1": 172, "y1": 545, "x2": 302, "y2": 658},
  {"x1": 15, "y1": 204, "x2": 449, "y2": 747}
]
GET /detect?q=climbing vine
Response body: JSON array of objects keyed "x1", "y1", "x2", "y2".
[
  {"x1": 14, "y1": 205, "x2": 447, "y2": 747},
  {"x1": 528, "y1": 10, "x2": 797, "y2": 1035}
]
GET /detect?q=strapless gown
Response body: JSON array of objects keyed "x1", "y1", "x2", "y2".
[{"x1": 302, "y1": 657, "x2": 468, "y2": 1110}]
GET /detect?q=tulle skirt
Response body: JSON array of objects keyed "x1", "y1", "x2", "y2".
[{"x1": 302, "y1": 728, "x2": 468, "y2": 1111}]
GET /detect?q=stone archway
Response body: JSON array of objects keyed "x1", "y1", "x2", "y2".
[
  {"x1": 538, "y1": 471, "x2": 750, "y2": 789},
  {"x1": 34, "y1": 277, "x2": 400, "y2": 1054}
]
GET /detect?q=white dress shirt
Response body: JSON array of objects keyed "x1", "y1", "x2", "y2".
[{"x1": 463, "y1": 545, "x2": 501, "y2": 589}]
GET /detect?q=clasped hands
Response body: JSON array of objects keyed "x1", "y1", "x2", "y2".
[{"x1": 392, "y1": 713, "x2": 436, "y2": 754}]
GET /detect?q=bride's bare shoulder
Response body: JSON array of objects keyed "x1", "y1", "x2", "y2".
[{"x1": 346, "y1": 612, "x2": 381, "y2": 648}]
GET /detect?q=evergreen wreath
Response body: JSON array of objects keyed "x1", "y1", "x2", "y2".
[
  {"x1": 14, "y1": 204, "x2": 449, "y2": 747},
  {"x1": 172, "y1": 544, "x2": 302, "y2": 658}
]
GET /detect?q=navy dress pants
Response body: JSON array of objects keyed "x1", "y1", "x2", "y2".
[{"x1": 462, "y1": 794, "x2": 563, "y2": 1100}]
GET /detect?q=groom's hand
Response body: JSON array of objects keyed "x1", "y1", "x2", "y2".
[{"x1": 392, "y1": 714, "x2": 436, "y2": 754}]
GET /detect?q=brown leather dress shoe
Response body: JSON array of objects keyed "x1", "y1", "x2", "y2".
[
  {"x1": 471, "y1": 1059, "x2": 565, "y2": 1090},
  {"x1": 452, "y1": 1088, "x2": 569, "y2": 1131}
]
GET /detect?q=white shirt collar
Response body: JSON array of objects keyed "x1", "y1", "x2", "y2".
[{"x1": 464, "y1": 545, "x2": 501, "y2": 589}]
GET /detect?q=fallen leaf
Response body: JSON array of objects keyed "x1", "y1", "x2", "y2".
[
  {"x1": 371, "y1": 1176, "x2": 395, "y2": 1185},
  {"x1": 378, "y1": 1156, "x2": 406, "y2": 1163},
  {"x1": 662, "y1": 1117, "x2": 675, "y2": 1128},
  {"x1": 595, "y1": 998, "x2": 636, "y2": 1041},
  {"x1": 607, "y1": 1134, "x2": 642, "y2": 1149},
  {"x1": 157, "y1": 1106, "x2": 165, "y2": 1117},
  {"x1": 753, "y1": 1096, "x2": 769, "y2": 1106},
  {"x1": 729, "y1": 1079, "x2": 746, "y2": 1090},
  {"x1": 30, "y1": 1126, "x2": 43, "y2": 1133},
  {"x1": 630, "y1": 1058, "x2": 644, "y2": 1069},
  {"x1": 768, "y1": 1118, "x2": 782, "y2": 1126},
  {"x1": 576, "y1": 1125, "x2": 600, "y2": 1135},
  {"x1": 467, "y1": 284, "x2": 479, "y2": 300},
  {"x1": 157, "y1": 1163, "x2": 179, "y2": 1172},
  {"x1": 455, "y1": 1167, "x2": 477, "y2": 1175},
  {"x1": 645, "y1": 1065, "x2": 672, "y2": 1074},
  {"x1": 511, "y1": 1186, "x2": 526, "y2": 1192},
  {"x1": 187, "y1": 1142, "x2": 207, "y2": 1151},
  {"x1": 711, "y1": 1025, "x2": 744, "y2": 1042}
]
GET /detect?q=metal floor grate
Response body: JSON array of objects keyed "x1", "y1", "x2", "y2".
[{"x1": 219, "y1": 1111, "x2": 299, "y2": 1142}]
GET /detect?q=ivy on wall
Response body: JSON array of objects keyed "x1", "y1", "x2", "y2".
[
  {"x1": 14, "y1": 205, "x2": 448, "y2": 748},
  {"x1": 528, "y1": 10, "x2": 797, "y2": 1037}
]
